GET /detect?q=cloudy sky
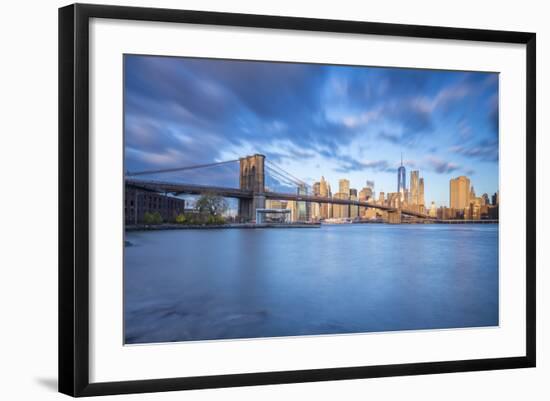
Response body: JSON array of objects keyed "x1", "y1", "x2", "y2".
[{"x1": 124, "y1": 55, "x2": 499, "y2": 207}]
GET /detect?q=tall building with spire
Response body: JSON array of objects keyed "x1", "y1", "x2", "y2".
[{"x1": 397, "y1": 154, "x2": 407, "y2": 203}]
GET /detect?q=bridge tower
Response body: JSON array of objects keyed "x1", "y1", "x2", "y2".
[
  {"x1": 387, "y1": 209, "x2": 402, "y2": 224},
  {"x1": 238, "y1": 154, "x2": 266, "y2": 221}
]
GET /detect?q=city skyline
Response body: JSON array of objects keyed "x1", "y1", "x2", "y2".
[
  {"x1": 125, "y1": 55, "x2": 499, "y2": 207},
  {"x1": 268, "y1": 166, "x2": 498, "y2": 222}
]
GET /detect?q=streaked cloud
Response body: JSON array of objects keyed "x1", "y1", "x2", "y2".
[
  {"x1": 426, "y1": 156, "x2": 461, "y2": 174},
  {"x1": 124, "y1": 55, "x2": 499, "y2": 205}
]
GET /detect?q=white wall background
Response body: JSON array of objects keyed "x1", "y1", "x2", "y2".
[{"x1": 0, "y1": 0, "x2": 547, "y2": 399}]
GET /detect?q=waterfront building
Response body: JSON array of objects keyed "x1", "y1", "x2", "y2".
[
  {"x1": 480, "y1": 203, "x2": 490, "y2": 218},
  {"x1": 437, "y1": 206, "x2": 462, "y2": 220},
  {"x1": 481, "y1": 193, "x2": 490, "y2": 206},
  {"x1": 489, "y1": 204, "x2": 499, "y2": 219},
  {"x1": 255, "y1": 208, "x2": 291, "y2": 224},
  {"x1": 378, "y1": 191, "x2": 385, "y2": 205},
  {"x1": 450, "y1": 176, "x2": 471, "y2": 210},
  {"x1": 125, "y1": 185, "x2": 186, "y2": 225},
  {"x1": 429, "y1": 201, "x2": 437, "y2": 218},
  {"x1": 466, "y1": 197, "x2": 482, "y2": 220},
  {"x1": 266, "y1": 199, "x2": 287, "y2": 209}
]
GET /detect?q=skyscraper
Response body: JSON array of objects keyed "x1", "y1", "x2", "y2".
[
  {"x1": 311, "y1": 182, "x2": 321, "y2": 220},
  {"x1": 397, "y1": 155, "x2": 406, "y2": 202},
  {"x1": 313, "y1": 182, "x2": 320, "y2": 196},
  {"x1": 419, "y1": 177, "x2": 425, "y2": 210},
  {"x1": 359, "y1": 187, "x2": 373, "y2": 201},
  {"x1": 358, "y1": 187, "x2": 372, "y2": 218},
  {"x1": 332, "y1": 193, "x2": 349, "y2": 218},
  {"x1": 327, "y1": 182, "x2": 333, "y2": 218},
  {"x1": 429, "y1": 201, "x2": 437, "y2": 217},
  {"x1": 296, "y1": 184, "x2": 310, "y2": 222},
  {"x1": 319, "y1": 176, "x2": 329, "y2": 219},
  {"x1": 450, "y1": 176, "x2": 471, "y2": 210},
  {"x1": 492, "y1": 191, "x2": 499, "y2": 206},
  {"x1": 339, "y1": 179, "x2": 350, "y2": 197},
  {"x1": 410, "y1": 170, "x2": 420, "y2": 205},
  {"x1": 286, "y1": 200, "x2": 297, "y2": 222},
  {"x1": 332, "y1": 179, "x2": 351, "y2": 219},
  {"x1": 349, "y1": 188, "x2": 359, "y2": 219}
]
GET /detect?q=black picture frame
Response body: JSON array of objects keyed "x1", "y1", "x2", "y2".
[{"x1": 59, "y1": 3, "x2": 536, "y2": 397}]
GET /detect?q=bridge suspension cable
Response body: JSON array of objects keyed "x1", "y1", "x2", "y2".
[
  {"x1": 126, "y1": 159, "x2": 239, "y2": 177},
  {"x1": 265, "y1": 160, "x2": 311, "y2": 190},
  {"x1": 265, "y1": 165, "x2": 303, "y2": 188}
]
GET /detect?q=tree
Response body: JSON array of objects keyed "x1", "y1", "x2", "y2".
[
  {"x1": 206, "y1": 214, "x2": 226, "y2": 225},
  {"x1": 175, "y1": 213, "x2": 186, "y2": 224},
  {"x1": 195, "y1": 193, "x2": 228, "y2": 217},
  {"x1": 143, "y1": 211, "x2": 163, "y2": 225}
]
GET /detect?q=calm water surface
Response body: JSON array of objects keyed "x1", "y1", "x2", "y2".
[{"x1": 124, "y1": 224, "x2": 498, "y2": 344}]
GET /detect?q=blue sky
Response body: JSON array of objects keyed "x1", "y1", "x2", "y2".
[{"x1": 124, "y1": 55, "x2": 499, "y2": 207}]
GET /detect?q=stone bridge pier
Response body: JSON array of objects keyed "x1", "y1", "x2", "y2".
[
  {"x1": 387, "y1": 209, "x2": 402, "y2": 224},
  {"x1": 238, "y1": 154, "x2": 265, "y2": 221}
]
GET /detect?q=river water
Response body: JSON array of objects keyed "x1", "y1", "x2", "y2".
[{"x1": 124, "y1": 224, "x2": 498, "y2": 344}]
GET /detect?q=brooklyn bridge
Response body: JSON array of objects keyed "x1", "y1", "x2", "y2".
[{"x1": 126, "y1": 154, "x2": 432, "y2": 224}]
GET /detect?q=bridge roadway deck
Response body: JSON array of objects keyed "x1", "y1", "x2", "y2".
[
  {"x1": 263, "y1": 192, "x2": 428, "y2": 218},
  {"x1": 126, "y1": 179, "x2": 430, "y2": 219},
  {"x1": 127, "y1": 179, "x2": 253, "y2": 199}
]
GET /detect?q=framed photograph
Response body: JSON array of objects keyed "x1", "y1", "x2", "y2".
[{"x1": 59, "y1": 3, "x2": 536, "y2": 397}]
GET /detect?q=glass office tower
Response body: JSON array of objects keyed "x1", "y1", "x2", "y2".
[{"x1": 397, "y1": 155, "x2": 407, "y2": 203}]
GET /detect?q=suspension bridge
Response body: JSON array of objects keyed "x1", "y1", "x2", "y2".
[{"x1": 125, "y1": 154, "x2": 431, "y2": 223}]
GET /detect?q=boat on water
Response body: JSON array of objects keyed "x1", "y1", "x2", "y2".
[{"x1": 322, "y1": 218, "x2": 353, "y2": 225}]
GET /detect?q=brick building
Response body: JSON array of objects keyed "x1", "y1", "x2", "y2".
[{"x1": 125, "y1": 185, "x2": 186, "y2": 225}]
